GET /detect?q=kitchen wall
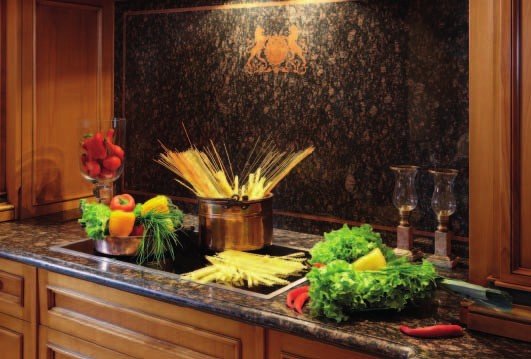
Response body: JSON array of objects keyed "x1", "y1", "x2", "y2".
[{"x1": 115, "y1": 0, "x2": 468, "y2": 252}]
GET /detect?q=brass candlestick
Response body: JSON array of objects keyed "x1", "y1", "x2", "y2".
[
  {"x1": 428, "y1": 169, "x2": 459, "y2": 268},
  {"x1": 390, "y1": 165, "x2": 418, "y2": 258}
]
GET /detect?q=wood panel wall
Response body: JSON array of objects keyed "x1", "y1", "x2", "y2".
[{"x1": 0, "y1": 0, "x2": 6, "y2": 198}]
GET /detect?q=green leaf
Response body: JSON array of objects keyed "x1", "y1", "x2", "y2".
[{"x1": 307, "y1": 225, "x2": 438, "y2": 322}]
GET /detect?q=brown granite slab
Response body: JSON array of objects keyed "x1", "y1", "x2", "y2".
[
  {"x1": 114, "y1": 0, "x2": 469, "y2": 242},
  {"x1": 0, "y1": 215, "x2": 528, "y2": 359}
]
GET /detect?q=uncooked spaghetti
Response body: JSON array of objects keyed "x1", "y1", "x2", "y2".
[{"x1": 156, "y1": 137, "x2": 314, "y2": 200}]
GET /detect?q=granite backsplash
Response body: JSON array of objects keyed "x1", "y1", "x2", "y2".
[{"x1": 114, "y1": 0, "x2": 469, "y2": 249}]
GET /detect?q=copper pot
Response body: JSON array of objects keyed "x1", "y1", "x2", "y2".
[
  {"x1": 94, "y1": 236, "x2": 143, "y2": 256},
  {"x1": 198, "y1": 195, "x2": 273, "y2": 252}
]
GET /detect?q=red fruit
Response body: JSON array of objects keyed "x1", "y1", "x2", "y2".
[
  {"x1": 86, "y1": 160, "x2": 101, "y2": 178},
  {"x1": 85, "y1": 132, "x2": 107, "y2": 160},
  {"x1": 81, "y1": 153, "x2": 88, "y2": 165},
  {"x1": 130, "y1": 224, "x2": 144, "y2": 236},
  {"x1": 111, "y1": 144, "x2": 125, "y2": 160},
  {"x1": 106, "y1": 128, "x2": 115, "y2": 144},
  {"x1": 99, "y1": 168, "x2": 115, "y2": 180},
  {"x1": 102, "y1": 156, "x2": 121, "y2": 171}
]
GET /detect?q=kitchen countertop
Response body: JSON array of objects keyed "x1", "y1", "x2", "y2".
[{"x1": 0, "y1": 214, "x2": 530, "y2": 359}]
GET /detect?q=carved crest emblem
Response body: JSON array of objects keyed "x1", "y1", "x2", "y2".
[{"x1": 244, "y1": 25, "x2": 307, "y2": 75}]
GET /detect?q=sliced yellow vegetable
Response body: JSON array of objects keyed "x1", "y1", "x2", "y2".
[
  {"x1": 182, "y1": 250, "x2": 307, "y2": 287},
  {"x1": 352, "y1": 248, "x2": 387, "y2": 271}
]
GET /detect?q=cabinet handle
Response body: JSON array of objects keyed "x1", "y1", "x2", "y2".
[{"x1": 0, "y1": 279, "x2": 3, "y2": 291}]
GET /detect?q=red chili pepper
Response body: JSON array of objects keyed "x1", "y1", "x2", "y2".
[
  {"x1": 84, "y1": 132, "x2": 107, "y2": 160},
  {"x1": 104, "y1": 128, "x2": 125, "y2": 160},
  {"x1": 313, "y1": 263, "x2": 325, "y2": 268},
  {"x1": 85, "y1": 160, "x2": 101, "y2": 178},
  {"x1": 106, "y1": 128, "x2": 115, "y2": 144},
  {"x1": 399, "y1": 324, "x2": 464, "y2": 338},
  {"x1": 294, "y1": 292, "x2": 310, "y2": 314},
  {"x1": 286, "y1": 285, "x2": 309, "y2": 308}
]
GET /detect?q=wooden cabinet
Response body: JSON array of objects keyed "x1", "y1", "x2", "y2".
[
  {"x1": 0, "y1": 258, "x2": 376, "y2": 358},
  {"x1": 467, "y1": 0, "x2": 531, "y2": 341},
  {"x1": 267, "y1": 330, "x2": 377, "y2": 359},
  {"x1": 0, "y1": 258, "x2": 385, "y2": 358},
  {"x1": 469, "y1": 0, "x2": 531, "y2": 290},
  {"x1": 0, "y1": 258, "x2": 37, "y2": 322},
  {"x1": 0, "y1": 312, "x2": 35, "y2": 359},
  {"x1": 0, "y1": 258, "x2": 36, "y2": 358},
  {"x1": 3, "y1": 0, "x2": 114, "y2": 219},
  {"x1": 39, "y1": 269, "x2": 265, "y2": 359}
]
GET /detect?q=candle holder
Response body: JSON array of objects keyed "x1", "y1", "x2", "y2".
[
  {"x1": 427, "y1": 168, "x2": 459, "y2": 268},
  {"x1": 390, "y1": 165, "x2": 418, "y2": 258}
]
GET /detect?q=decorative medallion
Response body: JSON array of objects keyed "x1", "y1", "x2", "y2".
[{"x1": 244, "y1": 25, "x2": 307, "y2": 75}]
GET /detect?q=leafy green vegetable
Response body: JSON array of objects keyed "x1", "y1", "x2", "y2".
[
  {"x1": 78, "y1": 199, "x2": 111, "y2": 240},
  {"x1": 133, "y1": 203, "x2": 143, "y2": 219},
  {"x1": 307, "y1": 259, "x2": 438, "y2": 322},
  {"x1": 310, "y1": 224, "x2": 395, "y2": 265},
  {"x1": 136, "y1": 202, "x2": 184, "y2": 264}
]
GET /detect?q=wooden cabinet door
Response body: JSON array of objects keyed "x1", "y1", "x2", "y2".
[
  {"x1": 470, "y1": 0, "x2": 531, "y2": 290},
  {"x1": 19, "y1": 0, "x2": 113, "y2": 218},
  {"x1": 0, "y1": 312, "x2": 35, "y2": 359},
  {"x1": 0, "y1": 258, "x2": 37, "y2": 322},
  {"x1": 267, "y1": 330, "x2": 377, "y2": 359},
  {"x1": 509, "y1": 0, "x2": 531, "y2": 287}
]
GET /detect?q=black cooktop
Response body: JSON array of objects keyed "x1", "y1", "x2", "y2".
[{"x1": 55, "y1": 228, "x2": 310, "y2": 298}]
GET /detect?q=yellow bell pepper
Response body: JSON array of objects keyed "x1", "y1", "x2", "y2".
[
  {"x1": 352, "y1": 248, "x2": 387, "y2": 271},
  {"x1": 109, "y1": 210, "x2": 136, "y2": 237},
  {"x1": 141, "y1": 195, "x2": 170, "y2": 216}
]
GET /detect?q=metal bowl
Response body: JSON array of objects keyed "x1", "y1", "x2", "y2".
[{"x1": 93, "y1": 236, "x2": 143, "y2": 256}]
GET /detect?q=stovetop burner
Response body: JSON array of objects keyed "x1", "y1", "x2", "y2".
[{"x1": 51, "y1": 228, "x2": 310, "y2": 299}]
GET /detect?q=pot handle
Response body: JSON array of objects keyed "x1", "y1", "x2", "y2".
[{"x1": 223, "y1": 195, "x2": 250, "y2": 209}]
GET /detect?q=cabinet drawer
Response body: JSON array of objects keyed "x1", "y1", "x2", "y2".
[
  {"x1": 39, "y1": 270, "x2": 264, "y2": 359},
  {"x1": 267, "y1": 330, "x2": 377, "y2": 359},
  {"x1": 0, "y1": 258, "x2": 37, "y2": 321},
  {"x1": 39, "y1": 326, "x2": 132, "y2": 359},
  {"x1": 0, "y1": 311, "x2": 36, "y2": 359}
]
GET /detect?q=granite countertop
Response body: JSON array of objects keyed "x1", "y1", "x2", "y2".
[{"x1": 0, "y1": 214, "x2": 529, "y2": 359}]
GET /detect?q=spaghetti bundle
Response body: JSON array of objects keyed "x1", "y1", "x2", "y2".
[{"x1": 156, "y1": 138, "x2": 314, "y2": 200}]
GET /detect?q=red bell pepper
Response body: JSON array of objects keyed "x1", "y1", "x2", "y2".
[
  {"x1": 399, "y1": 324, "x2": 464, "y2": 338},
  {"x1": 286, "y1": 285, "x2": 309, "y2": 309},
  {"x1": 110, "y1": 194, "x2": 136, "y2": 212}
]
